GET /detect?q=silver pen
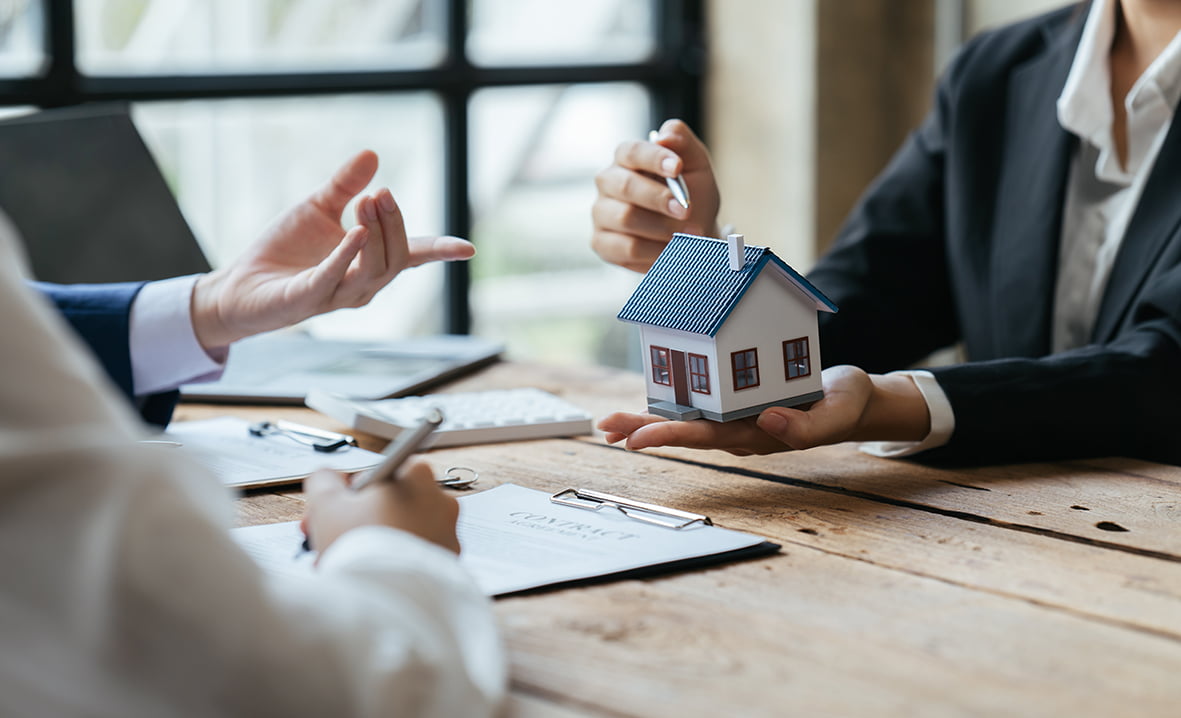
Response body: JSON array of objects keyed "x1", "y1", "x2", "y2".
[
  {"x1": 649, "y1": 130, "x2": 691, "y2": 209},
  {"x1": 351, "y1": 408, "x2": 444, "y2": 491}
]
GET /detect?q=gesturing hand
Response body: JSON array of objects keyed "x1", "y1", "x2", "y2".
[
  {"x1": 598, "y1": 366, "x2": 930, "y2": 455},
  {"x1": 191, "y1": 150, "x2": 474, "y2": 352}
]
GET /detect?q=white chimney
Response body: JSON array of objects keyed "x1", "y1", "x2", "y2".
[{"x1": 727, "y1": 233, "x2": 745, "y2": 271}]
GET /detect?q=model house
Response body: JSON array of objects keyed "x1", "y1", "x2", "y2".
[{"x1": 617, "y1": 232, "x2": 838, "y2": 422}]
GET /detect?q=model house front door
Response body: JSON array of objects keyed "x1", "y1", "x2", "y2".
[{"x1": 670, "y1": 350, "x2": 691, "y2": 406}]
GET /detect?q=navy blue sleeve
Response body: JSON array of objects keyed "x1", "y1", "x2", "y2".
[{"x1": 31, "y1": 281, "x2": 179, "y2": 427}]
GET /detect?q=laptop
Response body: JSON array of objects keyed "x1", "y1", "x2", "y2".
[
  {"x1": 0, "y1": 104, "x2": 211, "y2": 283},
  {"x1": 0, "y1": 104, "x2": 502, "y2": 403},
  {"x1": 181, "y1": 331, "x2": 503, "y2": 404}
]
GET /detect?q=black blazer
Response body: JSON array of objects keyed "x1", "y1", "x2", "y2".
[
  {"x1": 809, "y1": 4, "x2": 1181, "y2": 464},
  {"x1": 33, "y1": 281, "x2": 179, "y2": 426}
]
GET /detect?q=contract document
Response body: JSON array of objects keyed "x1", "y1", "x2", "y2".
[{"x1": 232, "y1": 483, "x2": 778, "y2": 596}]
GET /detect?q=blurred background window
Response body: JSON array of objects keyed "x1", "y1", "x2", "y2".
[
  {"x1": 0, "y1": 0, "x2": 1070, "y2": 370},
  {"x1": 75, "y1": 0, "x2": 447, "y2": 74},
  {"x1": 468, "y1": 82, "x2": 649, "y2": 367},
  {"x1": 133, "y1": 93, "x2": 446, "y2": 341},
  {"x1": 0, "y1": 0, "x2": 703, "y2": 369},
  {"x1": 467, "y1": 0, "x2": 654, "y2": 67},
  {"x1": 0, "y1": 0, "x2": 43, "y2": 77}
]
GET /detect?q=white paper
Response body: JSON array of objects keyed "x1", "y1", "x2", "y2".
[
  {"x1": 233, "y1": 521, "x2": 319, "y2": 579},
  {"x1": 231, "y1": 483, "x2": 768, "y2": 596},
  {"x1": 163, "y1": 416, "x2": 384, "y2": 489}
]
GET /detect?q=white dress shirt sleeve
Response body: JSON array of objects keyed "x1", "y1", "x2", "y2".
[
  {"x1": 859, "y1": 369, "x2": 956, "y2": 458},
  {"x1": 0, "y1": 224, "x2": 506, "y2": 718},
  {"x1": 128, "y1": 274, "x2": 227, "y2": 396}
]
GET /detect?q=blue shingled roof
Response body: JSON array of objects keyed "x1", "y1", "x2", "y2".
[{"x1": 617, "y1": 233, "x2": 837, "y2": 337}]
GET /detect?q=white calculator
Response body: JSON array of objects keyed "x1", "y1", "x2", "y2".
[{"x1": 305, "y1": 387, "x2": 594, "y2": 448}]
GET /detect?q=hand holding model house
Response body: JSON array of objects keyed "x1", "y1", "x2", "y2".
[{"x1": 601, "y1": 233, "x2": 931, "y2": 455}]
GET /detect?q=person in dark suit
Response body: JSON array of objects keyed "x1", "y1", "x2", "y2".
[
  {"x1": 591, "y1": 0, "x2": 1181, "y2": 465},
  {"x1": 23, "y1": 150, "x2": 475, "y2": 427}
]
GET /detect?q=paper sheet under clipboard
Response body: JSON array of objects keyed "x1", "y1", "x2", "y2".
[
  {"x1": 232, "y1": 483, "x2": 778, "y2": 596},
  {"x1": 163, "y1": 417, "x2": 383, "y2": 489}
]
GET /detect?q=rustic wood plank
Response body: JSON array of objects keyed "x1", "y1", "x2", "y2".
[
  {"x1": 629, "y1": 442, "x2": 1181, "y2": 557},
  {"x1": 232, "y1": 491, "x2": 305, "y2": 528},
  {"x1": 497, "y1": 551, "x2": 1181, "y2": 718},
  {"x1": 513, "y1": 361, "x2": 1181, "y2": 557},
  {"x1": 423, "y1": 439, "x2": 1181, "y2": 642},
  {"x1": 505, "y1": 693, "x2": 603, "y2": 718},
  {"x1": 214, "y1": 363, "x2": 1181, "y2": 716},
  {"x1": 222, "y1": 382, "x2": 1181, "y2": 639}
]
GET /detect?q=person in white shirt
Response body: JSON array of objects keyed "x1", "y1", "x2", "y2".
[
  {"x1": 591, "y1": 0, "x2": 1181, "y2": 465},
  {"x1": 0, "y1": 200, "x2": 506, "y2": 714},
  {"x1": 30, "y1": 148, "x2": 475, "y2": 425}
]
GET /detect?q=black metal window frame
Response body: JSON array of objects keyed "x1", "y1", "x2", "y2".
[{"x1": 0, "y1": 0, "x2": 705, "y2": 334}]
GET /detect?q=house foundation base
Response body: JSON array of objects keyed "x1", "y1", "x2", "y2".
[
  {"x1": 647, "y1": 390, "x2": 824, "y2": 423},
  {"x1": 647, "y1": 400, "x2": 702, "y2": 421}
]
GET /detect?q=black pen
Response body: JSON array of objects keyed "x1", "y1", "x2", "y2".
[{"x1": 301, "y1": 408, "x2": 445, "y2": 553}]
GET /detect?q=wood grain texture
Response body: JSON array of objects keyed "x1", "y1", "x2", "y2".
[
  {"x1": 210, "y1": 361, "x2": 1181, "y2": 717},
  {"x1": 637, "y1": 443, "x2": 1181, "y2": 556}
]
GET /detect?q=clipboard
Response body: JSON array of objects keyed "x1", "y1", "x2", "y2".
[
  {"x1": 231, "y1": 484, "x2": 780, "y2": 597},
  {"x1": 551, "y1": 488, "x2": 714, "y2": 529},
  {"x1": 506, "y1": 486, "x2": 779, "y2": 597},
  {"x1": 162, "y1": 416, "x2": 383, "y2": 489}
]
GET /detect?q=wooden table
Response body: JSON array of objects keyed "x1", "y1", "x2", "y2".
[{"x1": 177, "y1": 362, "x2": 1181, "y2": 717}]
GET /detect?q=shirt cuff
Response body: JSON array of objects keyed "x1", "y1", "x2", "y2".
[
  {"x1": 318, "y1": 525, "x2": 489, "y2": 599},
  {"x1": 129, "y1": 274, "x2": 227, "y2": 396},
  {"x1": 858, "y1": 369, "x2": 955, "y2": 459}
]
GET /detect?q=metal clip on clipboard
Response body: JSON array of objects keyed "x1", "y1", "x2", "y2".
[
  {"x1": 550, "y1": 488, "x2": 713, "y2": 530},
  {"x1": 247, "y1": 420, "x2": 358, "y2": 453}
]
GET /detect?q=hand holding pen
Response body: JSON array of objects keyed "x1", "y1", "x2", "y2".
[
  {"x1": 649, "y1": 130, "x2": 691, "y2": 210},
  {"x1": 300, "y1": 409, "x2": 461, "y2": 555},
  {"x1": 591, "y1": 119, "x2": 722, "y2": 273}
]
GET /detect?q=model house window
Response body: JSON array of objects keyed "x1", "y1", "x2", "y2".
[
  {"x1": 731, "y1": 348, "x2": 760, "y2": 390},
  {"x1": 783, "y1": 337, "x2": 811, "y2": 379},
  {"x1": 650, "y1": 346, "x2": 672, "y2": 386},
  {"x1": 688, "y1": 353, "x2": 710, "y2": 394}
]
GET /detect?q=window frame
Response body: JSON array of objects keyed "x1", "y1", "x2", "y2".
[
  {"x1": 731, "y1": 347, "x2": 760, "y2": 391},
  {"x1": 1, "y1": 0, "x2": 704, "y2": 335},
  {"x1": 687, "y1": 352, "x2": 709, "y2": 394},
  {"x1": 783, "y1": 337, "x2": 811, "y2": 380},
  {"x1": 650, "y1": 345, "x2": 672, "y2": 386}
]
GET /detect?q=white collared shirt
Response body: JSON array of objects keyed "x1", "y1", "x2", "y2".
[
  {"x1": 0, "y1": 217, "x2": 507, "y2": 717},
  {"x1": 128, "y1": 274, "x2": 227, "y2": 395},
  {"x1": 865, "y1": 0, "x2": 1181, "y2": 459},
  {"x1": 1053, "y1": 0, "x2": 1181, "y2": 352}
]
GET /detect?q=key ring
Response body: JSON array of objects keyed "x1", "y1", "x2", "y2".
[{"x1": 439, "y1": 466, "x2": 479, "y2": 490}]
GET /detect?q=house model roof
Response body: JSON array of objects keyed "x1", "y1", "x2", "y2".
[{"x1": 617, "y1": 233, "x2": 838, "y2": 337}]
